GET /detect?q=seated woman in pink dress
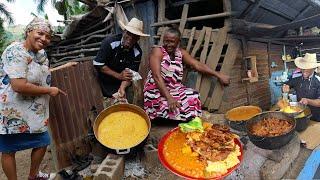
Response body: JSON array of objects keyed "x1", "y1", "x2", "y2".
[{"x1": 144, "y1": 27, "x2": 230, "y2": 121}]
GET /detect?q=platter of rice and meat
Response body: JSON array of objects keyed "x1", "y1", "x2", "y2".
[{"x1": 158, "y1": 117, "x2": 243, "y2": 179}]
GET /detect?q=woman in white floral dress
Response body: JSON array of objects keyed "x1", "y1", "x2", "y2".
[{"x1": 0, "y1": 18, "x2": 66, "y2": 180}]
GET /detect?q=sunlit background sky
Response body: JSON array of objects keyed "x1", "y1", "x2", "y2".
[{"x1": 2, "y1": 0, "x2": 64, "y2": 27}]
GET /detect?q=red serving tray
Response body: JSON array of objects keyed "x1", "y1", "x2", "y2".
[{"x1": 158, "y1": 127, "x2": 244, "y2": 180}]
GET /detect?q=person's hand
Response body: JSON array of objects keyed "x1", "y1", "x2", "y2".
[
  {"x1": 282, "y1": 84, "x2": 290, "y2": 93},
  {"x1": 277, "y1": 99, "x2": 289, "y2": 109},
  {"x1": 119, "y1": 68, "x2": 133, "y2": 81},
  {"x1": 49, "y1": 87, "x2": 67, "y2": 97},
  {"x1": 217, "y1": 72, "x2": 230, "y2": 85},
  {"x1": 167, "y1": 96, "x2": 181, "y2": 112},
  {"x1": 300, "y1": 98, "x2": 309, "y2": 105}
]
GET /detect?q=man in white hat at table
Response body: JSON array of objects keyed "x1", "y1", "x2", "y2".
[
  {"x1": 93, "y1": 18, "x2": 149, "y2": 104},
  {"x1": 282, "y1": 53, "x2": 320, "y2": 121}
]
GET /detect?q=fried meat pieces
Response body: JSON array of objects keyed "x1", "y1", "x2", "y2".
[{"x1": 186, "y1": 124, "x2": 236, "y2": 162}]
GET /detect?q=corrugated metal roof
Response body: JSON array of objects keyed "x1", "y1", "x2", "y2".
[
  {"x1": 232, "y1": 0, "x2": 320, "y2": 25},
  {"x1": 49, "y1": 60, "x2": 104, "y2": 169}
]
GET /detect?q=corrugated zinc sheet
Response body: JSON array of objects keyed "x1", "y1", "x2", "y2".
[
  {"x1": 49, "y1": 60, "x2": 104, "y2": 169},
  {"x1": 231, "y1": 0, "x2": 319, "y2": 25}
]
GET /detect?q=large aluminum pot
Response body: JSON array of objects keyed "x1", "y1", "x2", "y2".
[
  {"x1": 93, "y1": 104, "x2": 151, "y2": 154},
  {"x1": 295, "y1": 107, "x2": 311, "y2": 132},
  {"x1": 225, "y1": 106, "x2": 262, "y2": 131},
  {"x1": 246, "y1": 111, "x2": 296, "y2": 150},
  {"x1": 281, "y1": 102, "x2": 306, "y2": 117}
]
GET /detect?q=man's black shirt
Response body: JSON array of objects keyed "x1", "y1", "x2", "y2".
[
  {"x1": 286, "y1": 73, "x2": 320, "y2": 121},
  {"x1": 93, "y1": 34, "x2": 142, "y2": 97}
]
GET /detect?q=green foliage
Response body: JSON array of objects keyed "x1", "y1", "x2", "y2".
[
  {"x1": 0, "y1": 19, "x2": 11, "y2": 55},
  {"x1": 35, "y1": 0, "x2": 89, "y2": 20},
  {"x1": 0, "y1": 1, "x2": 14, "y2": 24},
  {"x1": 5, "y1": 25, "x2": 24, "y2": 42},
  {"x1": 30, "y1": 12, "x2": 38, "y2": 17},
  {"x1": 55, "y1": 0, "x2": 66, "y2": 15},
  {"x1": 35, "y1": 0, "x2": 52, "y2": 13},
  {"x1": 65, "y1": 0, "x2": 89, "y2": 16},
  {"x1": 57, "y1": 25, "x2": 65, "y2": 33}
]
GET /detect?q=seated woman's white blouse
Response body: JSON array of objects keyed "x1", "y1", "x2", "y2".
[{"x1": 0, "y1": 42, "x2": 51, "y2": 134}]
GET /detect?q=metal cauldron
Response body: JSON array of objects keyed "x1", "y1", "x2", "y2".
[
  {"x1": 246, "y1": 111, "x2": 296, "y2": 150},
  {"x1": 281, "y1": 102, "x2": 306, "y2": 117},
  {"x1": 93, "y1": 104, "x2": 151, "y2": 154},
  {"x1": 225, "y1": 106, "x2": 262, "y2": 131},
  {"x1": 295, "y1": 107, "x2": 311, "y2": 132}
]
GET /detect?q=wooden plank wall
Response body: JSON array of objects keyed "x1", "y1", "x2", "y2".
[
  {"x1": 218, "y1": 41, "x2": 289, "y2": 113},
  {"x1": 151, "y1": 0, "x2": 297, "y2": 113},
  {"x1": 49, "y1": 60, "x2": 104, "y2": 169},
  {"x1": 268, "y1": 44, "x2": 295, "y2": 72},
  {"x1": 155, "y1": 31, "x2": 294, "y2": 113}
]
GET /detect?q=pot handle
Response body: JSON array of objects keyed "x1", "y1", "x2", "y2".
[
  {"x1": 227, "y1": 120, "x2": 244, "y2": 126},
  {"x1": 251, "y1": 136, "x2": 266, "y2": 142},
  {"x1": 116, "y1": 148, "x2": 130, "y2": 155}
]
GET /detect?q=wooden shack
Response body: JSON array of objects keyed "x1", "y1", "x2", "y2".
[{"x1": 47, "y1": 0, "x2": 320, "y2": 169}]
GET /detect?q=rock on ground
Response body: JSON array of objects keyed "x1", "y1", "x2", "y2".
[{"x1": 260, "y1": 133, "x2": 301, "y2": 180}]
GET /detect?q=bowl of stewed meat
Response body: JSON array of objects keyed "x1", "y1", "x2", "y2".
[{"x1": 246, "y1": 111, "x2": 296, "y2": 150}]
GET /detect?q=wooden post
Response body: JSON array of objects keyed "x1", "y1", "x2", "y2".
[
  {"x1": 267, "y1": 41, "x2": 272, "y2": 78},
  {"x1": 158, "y1": 0, "x2": 166, "y2": 22},
  {"x1": 223, "y1": 0, "x2": 232, "y2": 30},
  {"x1": 186, "y1": 27, "x2": 196, "y2": 52},
  {"x1": 179, "y1": 4, "x2": 189, "y2": 33}
]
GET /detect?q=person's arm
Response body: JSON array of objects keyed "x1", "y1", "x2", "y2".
[
  {"x1": 3, "y1": 46, "x2": 66, "y2": 97},
  {"x1": 99, "y1": 66, "x2": 132, "y2": 81},
  {"x1": 149, "y1": 48, "x2": 180, "y2": 112},
  {"x1": 10, "y1": 79, "x2": 65, "y2": 96},
  {"x1": 93, "y1": 38, "x2": 132, "y2": 81},
  {"x1": 118, "y1": 81, "x2": 131, "y2": 98},
  {"x1": 50, "y1": 62, "x2": 78, "y2": 72},
  {"x1": 282, "y1": 77, "x2": 298, "y2": 93},
  {"x1": 300, "y1": 85, "x2": 320, "y2": 107},
  {"x1": 300, "y1": 98, "x2": 320, "y2": 107},
  {"x1": 131, "y1": 47, "x2": 142, "y2": 72},
  {"x1": 180, "y1": 49, "x2": 230, "y2": 85}
]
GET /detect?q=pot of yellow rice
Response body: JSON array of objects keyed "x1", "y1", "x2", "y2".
[{"x1": 93, "y1": 104, "x2": 151, "y2": 154}]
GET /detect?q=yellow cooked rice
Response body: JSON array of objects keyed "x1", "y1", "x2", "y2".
[{"x1": 97, "y1": 111, "x2": 148, "y2": 149}]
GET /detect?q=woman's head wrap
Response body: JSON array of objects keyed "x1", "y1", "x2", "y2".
[{"x1": 25, "y1": 17, "x2": 54, "y2": 37}]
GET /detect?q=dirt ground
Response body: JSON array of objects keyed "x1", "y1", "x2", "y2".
[
  {"x1": 283, "y1": 147, "x2": 312, "y2": 179},
  {"x1": 0, "y1": 148, "x2": 55, "y2": 179}
]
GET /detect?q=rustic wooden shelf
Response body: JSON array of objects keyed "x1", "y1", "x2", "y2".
[{"x1": 242, "y1": 56, "x2": 259, "y2": 83}]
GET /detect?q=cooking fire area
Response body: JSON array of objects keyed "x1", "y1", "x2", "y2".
[{"x1": 58, "y1": 109, "x2": 309, "y2": 180}]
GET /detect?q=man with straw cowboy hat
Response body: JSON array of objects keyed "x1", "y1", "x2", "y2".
[
  {"x1": 282, "y1": 53, "x2": 320, "y2": 121},
  {"x1": 93, "y1": 17, "x2": 149, "y2": 103}
]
